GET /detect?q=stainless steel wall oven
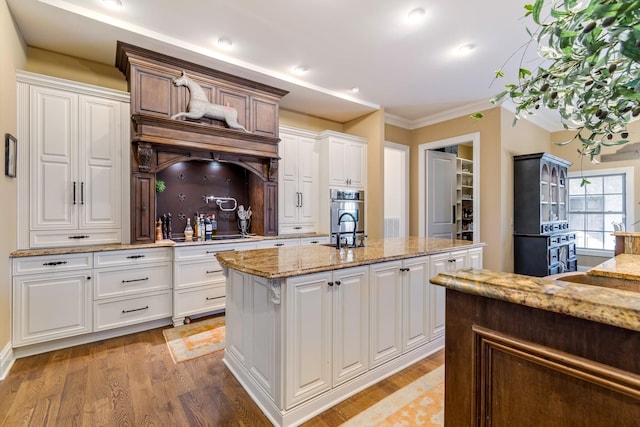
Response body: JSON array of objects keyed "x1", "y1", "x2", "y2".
[{"x1": 330, "y1": 189, "x2": 365, "y2": 246}]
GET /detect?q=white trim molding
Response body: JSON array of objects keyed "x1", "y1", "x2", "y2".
[{"x1": 0, "y1": 341, "x2": 15, "y2": 380}]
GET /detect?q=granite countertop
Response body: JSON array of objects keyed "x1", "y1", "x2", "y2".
[
  {"x1": 9, "y1": 233, "x2": 328, "y2": 258},
  {"x1": 430, "y1": 263, "x2": 640, "y2": 333},
  {"x1": 216, "y1": 237, "x2": 484, "y2": 279},
  {"x1": 587, "y1": 253, "x2": 640, "y2": 281}
]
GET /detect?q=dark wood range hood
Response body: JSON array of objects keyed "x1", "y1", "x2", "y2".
[{"x1": 115, "y1": 42, "x2": 288, "y2": 243}]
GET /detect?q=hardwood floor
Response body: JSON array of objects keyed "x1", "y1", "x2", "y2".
[{"x1": 0, "y1": 326, "x2": 444, "y2": 427}]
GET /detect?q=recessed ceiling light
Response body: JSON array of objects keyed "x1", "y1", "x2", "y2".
[
  {"x1": 217, "y1": 37, "x2": 233, "y2": 50},
  {"x1": 102, "y1": 0, "x2": 123, "y2": 8},
  {"x1": 408, "y1": 8, "x2": 426, "y2": 21},
  {"x1": 458, "y1": 43, "x2": 476, "y2": 54},
  {"x1": 293, "y1": 65, "x2": 309, "y2": 75},
  {"x1": 350, "y1": 87, "x2": 360, "y2": 93}
]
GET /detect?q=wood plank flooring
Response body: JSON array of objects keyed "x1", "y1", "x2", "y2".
[{"x1": 0, "y1": 326, "x2": 444, "y2": 426}]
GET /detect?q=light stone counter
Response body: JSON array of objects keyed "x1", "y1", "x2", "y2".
[
  {"x1": 9, "y1": 233, "x2": 328, "y2": 257},
  {"x1": 430, "y1": 263, "x2": 640, "y2": 332},
  {"x1": 215, "y1": 236, "x2": 484, "y2": 279}
]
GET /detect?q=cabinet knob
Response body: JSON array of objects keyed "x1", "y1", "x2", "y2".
[
  {"x1": 328, "y1": 281, "x2": 334, "y2": 286},
  {"x1": 335, "y1": 280, "x2": 341, "y2": 286}
]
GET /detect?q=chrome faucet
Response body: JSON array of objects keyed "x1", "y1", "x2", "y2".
[{"x1": 337, "y1": 212, "x2": 358, "y2": 249}]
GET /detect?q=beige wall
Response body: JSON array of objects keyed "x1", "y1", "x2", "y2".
[
  {"x1": 385, "y1": 123, "x2": 411, "y2": 145},
  {"x1": 1, "y1": 0, "x2": 27, "y2": 355},
  {"x1": 345, "y1": 110, "x2": 386, "y2": 239},
  {"x1": 280, "y1": 109, "x2": 344, "y2": 133}
]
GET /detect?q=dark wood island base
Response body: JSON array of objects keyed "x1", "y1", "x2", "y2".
[{"x1": 443, "y1": 289, "x2": 639, "y2": 426}]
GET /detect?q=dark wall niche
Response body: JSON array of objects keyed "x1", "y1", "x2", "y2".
[{"x1": 156, "y1": 160, "x2": 250, "y2": 238}]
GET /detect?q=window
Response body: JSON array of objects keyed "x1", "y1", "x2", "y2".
[{"x1": 568, "y1": 169, "x2": 632, "y2": 253}]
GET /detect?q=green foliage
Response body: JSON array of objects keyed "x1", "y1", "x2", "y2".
[
  {"x1": 155, "y1": 179, "x2": 166, "y2": 193},
  {"x1": 493, "y1": 0, "x2": 640, "y2": 161}
]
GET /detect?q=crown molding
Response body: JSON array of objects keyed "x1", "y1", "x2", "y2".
[{"x1": 385, "y1": 99, "x2": 564, "y2": 132}]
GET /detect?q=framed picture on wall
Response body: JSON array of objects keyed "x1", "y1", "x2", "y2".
[{"x1": 5, "y1": 133, "x2": 17, "y2": 178}]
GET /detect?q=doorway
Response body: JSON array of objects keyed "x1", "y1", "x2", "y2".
[
  {"x1": 384, "y1": 141, "x2": 409, "y2": 237},
  {"x1": 418, "y1": 133, "x2": 480, "y2": 242}
]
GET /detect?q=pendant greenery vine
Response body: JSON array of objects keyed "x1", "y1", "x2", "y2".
[{"x1": 485, "y1": 0, "x2": 640, "y2": 161}]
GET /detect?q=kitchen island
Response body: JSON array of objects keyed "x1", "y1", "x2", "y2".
[
  {"x1": 430, "y1": 256, "x2": 640, "y2": 426},
  {"x1": 216, "y1": 237, "x2": 484, "y2": 427}
]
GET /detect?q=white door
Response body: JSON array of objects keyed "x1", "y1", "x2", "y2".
[
  {"x1": 369, "y1": 260, "x2": 403, "y2": 368},
  {"x1": 427, "y1": 150, "x2": 456, "y2": 238},
  {"x1": 79, "y1": 95, "x2": 122, "y2": 229},
  {"x1": 30, "y1": 85, "x2": 78, "y2": 231},
  {"x1": 384, "y1": 142, "x2": 409, "y2": 237},
  {"x1": 332, "y1": 266, "x2": 369, "y2": 386}
]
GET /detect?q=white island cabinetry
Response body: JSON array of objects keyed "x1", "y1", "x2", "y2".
[{"x1": 219, "y1": 240, "x2": 483, "y2": 427}]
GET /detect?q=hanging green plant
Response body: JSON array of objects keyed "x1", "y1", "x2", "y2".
[
  {"x1": 490, "y1": 0, "x2": 640, "y2": 161},
  {"x1": 155, "y1": 179, "x2": 166, "y2": 193}
]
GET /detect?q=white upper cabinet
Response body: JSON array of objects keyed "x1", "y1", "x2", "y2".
[
  {"x1": 319, "y1": 131, "x2": 367, "y2": 189},
  {"x1": 278, "y1": 127, "x2": 319, "y2": 234},
  {"x1": 18, "y1": 72, "x2": 130, "y2": 248}
]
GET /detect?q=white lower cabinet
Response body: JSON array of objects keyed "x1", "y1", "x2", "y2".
[
  {"x1": 13, "y1": 268, "x2": 93, "y2": 347},
  {"x1": 173, "y1": 242, "x2": 257, "y2": 326},
  {"x1": 285, "y1": 266, "x2": 369, "y2": 409},
  {"x1": 369, "y1": 255, "x2": 431, "y2": 368},
  {"x1": 429, "y1": 248, "x2": 483, "y2": 339},
  {"x1": 93, "y1": 247, "x2": 172, "y2": 331}
]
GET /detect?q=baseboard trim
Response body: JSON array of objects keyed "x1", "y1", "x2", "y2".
[
  {"x1": 0, "y1": 341, "x2": 16, "y2": 381},
  {"x1": 12, "y1": 317, "x2": 173, "y2": 360}
]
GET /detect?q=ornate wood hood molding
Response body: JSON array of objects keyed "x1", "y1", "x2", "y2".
[{"x1": 115, "y1": 42, "x2": 288, "y2": 242}]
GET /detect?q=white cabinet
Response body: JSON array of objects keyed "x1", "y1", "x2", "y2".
[
  {"x1": 299, "y1": 236, "x2": 330, "y2": 246},
  {"x1": 429, "y1": 249, "x2": 481, "y2": 339},
  {"x1": 12, "y1": 253, "x2": 93, "y2": 347},
  {"x1": 369, "y1": 255, "x2": 431, "y2": 367},
  {"x1": 319, "y1": 131, "x2": 367, "y2": 189},
  {"x1": 278, "y1": 127, "x2": 320, "y2": 234},
  {"x1": 369, "y1": 261, "x2": 403, "y2": 367},
  {"x1": 254, "y1": 237, "x2": 300, "y2": 249},
  {"x1": 17, "y1": 72, "x2": 129, "y2": 249},
  {"x1": 93, "y1": 248, "x2": 172, "y2": 331},
  {"x1": 284, "y1": 266, "x2": 369, "y2": 408},
  {"x1": 173, "y1": 242, "x2": 257, "y2": 326}
]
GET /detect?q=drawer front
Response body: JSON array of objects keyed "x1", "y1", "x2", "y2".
[
  {"x1": 94, "y1": 247, "x2": 171, "y2": 267},
  {"x1": 300, "y1": 236, "x2": 330, "y2": 245},
  {"x1": 13, "y1": 253, "x2": 93, "y2": 276},
  {"x1": 174, "y1": 259, "x2": 225, "y2": 290},
  {"x1": 94, "y1": 290, "x2": 172, "y2": 331},
  {"x1": 173, "y1": 242, "x2": 257, "y2": 261},
  {"x1": 279, "y1": 224, "x2": 317, "y2": 235},
  {"x1": 94, "y1": 263, "x2": 172, "y2": 299},
  {"x1": 255, "y1": 238, "x2": 299, "y2": 249},
  {"x1": 174, "y1": 286, "x2": 226, "y2": 318},
  {"x1": 30, "y1": 229, "x2": 122, "y2": 249}
]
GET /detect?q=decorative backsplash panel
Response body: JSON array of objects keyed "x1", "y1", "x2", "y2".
[{"x1": 156, "y1": 160, "x2": 250, "y2": 238}]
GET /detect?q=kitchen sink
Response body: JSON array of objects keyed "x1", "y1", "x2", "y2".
[{"x1": 549, "y1": 272, "x2": 640, "y2": 292}]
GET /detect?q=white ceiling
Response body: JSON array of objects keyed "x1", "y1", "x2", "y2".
[{"x1": 6, "y1": 0, "x2": 562, "y2": 130}]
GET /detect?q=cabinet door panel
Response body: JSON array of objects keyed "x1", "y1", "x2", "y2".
[
  {"x1": 285, "y1": 272, "x2": 332, "y2": 408},
  {"x1": 403, "y1": 256, "x2": 430, "y2": 351},
  {"x1": 429, "y1": 253, "x2": 451, "y2": 340},
  {"x1": 30, "y1": 86, "x2": 78, "y2": 230},
  {"x1": 333, "y1": 266, "x2": 369, "y2": 386},
  {"x1": 369, "y1": 261, "x2": 403, "y2": 367},
  {"x1": 13, "y1": 271, "x2": 92, "y2": 346},
  {"x1": 79, "y1": 95, "x2": 122, "y2": 229},
  {"x1": 328, "y1": 138, "x2": 348, "y2": 187},
  {"x1": 346, "y1": 142, "x2": 366, "y2": 187}
]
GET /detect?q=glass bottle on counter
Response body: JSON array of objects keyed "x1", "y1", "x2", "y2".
[
  {"x1": 211, "y1": 214, "x2": 217, "y2": 236},
  {"x1": 193, "y1": 212, "x2": 199, "y2": 240},
  {"x1": 205, "y1": 215, "x2": 213, "y2": 240},
  {"x1": 184, "y1": 218, "x2": 194, "y2": 241}
]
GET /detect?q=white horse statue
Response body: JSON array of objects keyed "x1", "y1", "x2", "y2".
[{"x1": 170, "y1": 71, "x2": 248, "y2": 132}]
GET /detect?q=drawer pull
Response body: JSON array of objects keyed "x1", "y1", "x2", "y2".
[
  {"x1": 294, "y1": 226, "x2": 302, "y2": 230},
  {"x1": 274, "y1": 243, "x2": 285, "y2": 247},
  {"x1": 122, "y1": 306, "x2": 149, "y2": 314},
  {"x1": 126, "y1": 255, "x2": 146, "y2": 259},
  {"x1": 309, "y1": 240, "x2": 319, "y2": 244},
  {"x1": 206, "y1": 270, "x2": 223, "y2": 274},
  {"x1": 43, "y1": 261, "x2": 68, "y2": 266},
  {"x1": 205, "y1": 297, "x2": 219, "y2": 301},
  {"x1": 122, "y1": 277, "x2": 149, "y2": 283},
  {"x1": 68, "y1": 235, "x2": 90, "y2": 239},
  {"x1": 206, "y1": 249, "x2": 236, "y2": 254}
]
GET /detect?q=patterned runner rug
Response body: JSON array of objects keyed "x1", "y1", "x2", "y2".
[
  {"x1": 341, "y1": 365, "x2": 444, "y2": 426},
  {"x1": 163, "y1": 315, "x2": 225, "y2": 363}
]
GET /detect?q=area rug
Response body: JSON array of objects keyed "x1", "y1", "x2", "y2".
[
  {"x1": 341, "y1": 365, "x2": 444, "y2": 427},
  {"x1": 163, "y1": 316, "x2": 225, "y2": 363}
]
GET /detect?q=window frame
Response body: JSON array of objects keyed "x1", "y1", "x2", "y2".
[{"x1": 567, "y1": 166, "x2": 635, "y2": 258}]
